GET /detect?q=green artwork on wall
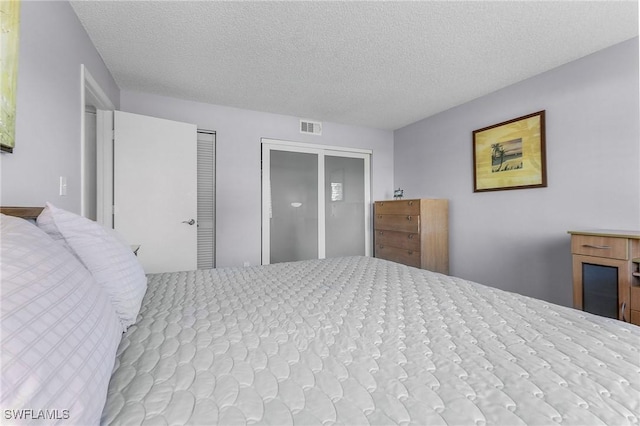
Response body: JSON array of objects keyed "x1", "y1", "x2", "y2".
[{"x1": 1, "y1": 0, "x2": 21, "y2": 153}]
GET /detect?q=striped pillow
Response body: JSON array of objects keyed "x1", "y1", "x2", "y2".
[
  {"x1": 0, "y1": 214, "x2": 122, "y2": 425},
  {"x1": 37, "y1": 203, "x2": 147, "y2": 330}
]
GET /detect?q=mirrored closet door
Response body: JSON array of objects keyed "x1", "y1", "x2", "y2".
[{"x1": 261, "y1": 139, "x2": 371, "y2": 264}]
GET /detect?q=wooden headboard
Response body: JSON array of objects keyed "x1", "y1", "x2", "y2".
[{"x1": 0, "y1": 206, "x2": 44, "y2": 220}]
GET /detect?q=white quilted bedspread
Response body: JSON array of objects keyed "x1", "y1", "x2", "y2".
[{"x1": 102, "y1": 256, "x2": 640, "y2": 425}]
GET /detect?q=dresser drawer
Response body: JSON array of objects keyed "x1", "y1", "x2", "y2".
[
  {"x1": 375, "y1": 245, "x2": 421, "y2": 268},
  {"x1": 571, "y1": 235, "x2": 628, "y2": 260},
  {"x1": 375, "y1": 200, "x2": 420, "y2": 215},
  {"x1": 375, "y1": 229, "x2": 420, "y2": 251},
  {"x1": 630, "y1": 310, "x2": 640, "y2": 326},
  {"x1": 375, "y1": 214, "x2": 419, "y2": 233}
]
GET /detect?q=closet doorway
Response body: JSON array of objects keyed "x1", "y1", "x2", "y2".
[
  {"x1": 197, "y1": 131, "x2": 216, "y2": 269},
  {"x1": 81, "y1": 64, "x2": 114, "y2": 224},
  {"x1": 261, "y1": 139, "x2": 371, "y2": 264}
]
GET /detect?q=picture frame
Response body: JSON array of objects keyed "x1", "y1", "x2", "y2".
[
  {"x1": 1, "y1": 0, "x2": 21, "y2": 153},
  {"x1": 473, "y1": 110, "x2": 546, "y2": 192}
]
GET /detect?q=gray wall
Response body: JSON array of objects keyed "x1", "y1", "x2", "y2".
[
  {"x1": 0, "y1": 1, "x2": 119, "y2": 212},
  {"x1": 120, "y1": 91, "x2": 394, "y2": 268},
  {"x1": 394, "y1": 37, "x2": 639, "y2": 307}
]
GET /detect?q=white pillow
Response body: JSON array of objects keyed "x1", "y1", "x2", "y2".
[
  {"x1": 37, "y1": 202, "x2": 147, "y2": 330},
  {"x1": 0, "y1": 214, "x2": 122, "y2": 425}
]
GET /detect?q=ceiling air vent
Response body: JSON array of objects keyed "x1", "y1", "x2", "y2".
[{"x1": 300, "y1": 119, "x2": 322, "y2": 136}]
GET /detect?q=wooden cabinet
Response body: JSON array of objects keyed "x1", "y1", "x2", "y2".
[
  {"x1": 569, "y1": 230, "x2": 640, "y2": 325},
  {"x1": 631, "y1": 256, "x2": 640, "y2": 325},
  {"x1": 374, "y1": 199, "x2": 448, "y2": 274},
  {"x1": 631, "y1": 284, "x2": 640, "y2": 325}
]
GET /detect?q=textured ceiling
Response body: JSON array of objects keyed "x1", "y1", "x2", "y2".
[{"x1": 70, "y1": 1, "x2": 638, "y2": 130}]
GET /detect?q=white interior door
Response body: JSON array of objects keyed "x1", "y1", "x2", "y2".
[{"x1": 114, "y1": 111, "x2": 197, "y2": 274}]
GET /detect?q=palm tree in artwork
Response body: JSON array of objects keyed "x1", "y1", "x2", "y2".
[{"x1": 491, "y1": 143, "x2": 505, "y2": 172}]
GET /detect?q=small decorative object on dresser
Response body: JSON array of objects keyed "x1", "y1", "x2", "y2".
[
  {"x1": 374, "y1": 199, "x2": 448, "y2": 274},
  {"x1": 568, "y1": 229, "x2": 640, "y2": 325}
]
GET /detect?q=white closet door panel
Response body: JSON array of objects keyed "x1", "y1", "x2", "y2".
[
  {"x1": 268, "y1": 149, "x2": 319, "y2": 264},
  {"x1": 197, "y1": 132, "x2": 215, "y2": 269},
  {"x1": 325, "y1": 155, "x2": 366, "y2": 258}
]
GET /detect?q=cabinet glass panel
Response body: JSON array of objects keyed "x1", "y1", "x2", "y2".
[{"x1": 582, "y1": 263, "x2": 618, "y2": 319}]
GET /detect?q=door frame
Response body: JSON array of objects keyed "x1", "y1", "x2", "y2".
[
  {"x1": 261, "y1": 138, "x2": 372, "y2": 265},
  {"x1": 80, "y1": 64, "x2": 114, "y2": 226}
]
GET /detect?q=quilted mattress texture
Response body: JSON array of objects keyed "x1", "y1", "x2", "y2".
[{"x1": 102, "y1": 256, "x2": 640, "y2": 425}]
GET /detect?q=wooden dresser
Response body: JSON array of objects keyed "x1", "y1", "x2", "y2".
[
  {"x1": 374, "y1": 199, "x2": 448, "y2": 274},
  {"x1": 568, "y1": 230, "x2": 640, "y2": 325}
]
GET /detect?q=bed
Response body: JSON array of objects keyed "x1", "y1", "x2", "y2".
[{"x1": 2, "y1": 206, "x2": 639, "y2": 425}]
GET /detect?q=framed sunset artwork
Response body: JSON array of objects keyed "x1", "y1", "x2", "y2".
[{"x1": 473, "y1": 110, "x2": 547, "y2": 192}]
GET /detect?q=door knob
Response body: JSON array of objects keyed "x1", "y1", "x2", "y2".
[{"x1": 182, "y1": 219, "x2": 196, "y2": 225}]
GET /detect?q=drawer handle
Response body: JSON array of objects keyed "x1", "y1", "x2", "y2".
[
  {"x1": 582, "y1": 244, "x2": 611, "y2": 250},
  {"x1": 379, "y1": 245, "x2": 384, "y2": 249},
  {"x1": 408, "y1": 234, "x2": 414, "y2": 239},
  {"x1": 407, "y1": 215, "x2": 412, "y2": 221},
  {"x1": 380, "y1": 202, "x2": 384, "y2": 206},
  {"x1": 378, "y1": 215, "x2": 383, "y2": 219},
  {"x1": 408, "y1": 250, "x2": 413, "y2": 255},
  {"x1": 621, "y1": 302, "x2": 627, "y2": 322},
  {"x1": 378, "y1": 231, "x2": 384, "y2": 235},
  {"x1": 408, "y1": 201, "x2": 413, "y2": 206}
]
